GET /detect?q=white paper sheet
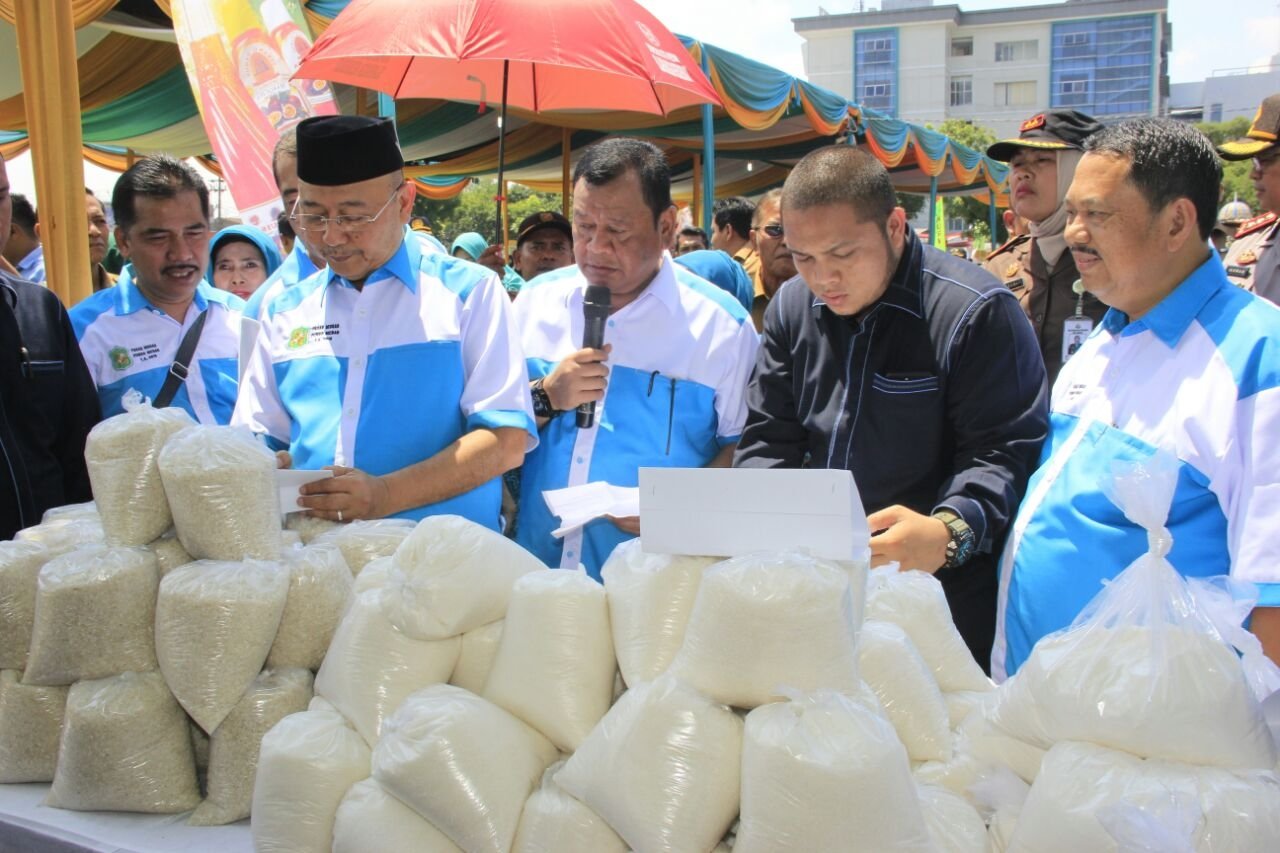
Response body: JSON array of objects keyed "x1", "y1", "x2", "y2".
[
  {"x1": 276, "y1": 468, "x2": 332, "y2": 517},
  {"x1": 542, "y1": 482, "x2": 641, "y2": 537}
]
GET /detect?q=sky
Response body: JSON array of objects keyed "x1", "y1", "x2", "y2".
[{"x1": 6, "y1": 0, "x2": 1278, "y2": 211}]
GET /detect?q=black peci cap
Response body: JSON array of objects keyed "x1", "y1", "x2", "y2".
[
  {"x1": 296, "y1": 115, "x2": 403, "y2": 186},
  {"x1": 515, "y1": 210, "x2": 572, "y2": 247},
  {"x1": 987, "y1": 109, "x2": 1103, "y2": 161}
]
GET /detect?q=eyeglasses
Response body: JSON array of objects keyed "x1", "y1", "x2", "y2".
[
  {"x1": 290, "y1": 183, "x2": 404, "y2": 234},
  {"x1": 759, "y1": 223, "x2": 784, "y2": 239},
  {"x1": 1253, "y1": 153, "x2": 1280, "y2": 171}
]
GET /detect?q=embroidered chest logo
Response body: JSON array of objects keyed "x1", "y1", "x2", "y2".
[
  {"x1": 287, "y1": 326, "x2": 310, "y2": 350},
  {"x1": 109, "y1": 346, "x2": 133, "y2": 371},
  {"x1": 287, "y1": 323, "x2": 342, "y2": 350}
]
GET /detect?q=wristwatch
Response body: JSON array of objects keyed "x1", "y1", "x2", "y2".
[
  {"x1": 933, "y1": 509, "x2": 976, "y2": 569},
  {"x1": 531, "y1": 378, "x2": 561, "y2": 419}
]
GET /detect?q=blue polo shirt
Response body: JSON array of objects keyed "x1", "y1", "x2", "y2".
[{"x1": 69, "y1": 265, "x2": 244, "y2": 423}]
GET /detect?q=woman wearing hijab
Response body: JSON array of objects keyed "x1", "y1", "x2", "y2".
[
  {"x1": 208, "y1": 224, "x2": 283, "y2": 302},
  {"x1": 450, "y1": 231, "x2": 525, "y2": 297},
  {"x1": 672, "y1": 248, "x2": 755, "y2": 313},
  {"x1": 983, "y1": 109, "x2": 1108, "y2": 388}
]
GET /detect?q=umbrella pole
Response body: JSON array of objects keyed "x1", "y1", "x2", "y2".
[{"x1": 495, "y1": 59, "x2": 510, "y2": 247}]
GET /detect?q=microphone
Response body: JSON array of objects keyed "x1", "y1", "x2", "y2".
[{"x1": 577, "y1": 285, "x2": 611, "y2": 429}]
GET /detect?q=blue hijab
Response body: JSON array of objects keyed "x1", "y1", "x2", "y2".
[
  {"x1": 673, "y1": 249, "x2": 754, "y2": 312},
  {"x1": 450, "y1": 232, "x2": 489, "y2": 261},
  {"x1": 206, "y1": 224, "x2": 283, "y2": 284}
]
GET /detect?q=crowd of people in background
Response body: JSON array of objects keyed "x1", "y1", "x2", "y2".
[{"x1": 3, "y1": 92, "x2": 1280, "y2": 677}]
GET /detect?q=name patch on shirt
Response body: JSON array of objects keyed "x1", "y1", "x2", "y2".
[
  {"x1": 1226, "y1": 265, "x2": 1252, "y2": 280},
  {"x1": 287, "y1": 323, "x2": 342, "y2": 349},
  {"x1": 110, "y1": 342, "x2": 163, "y2": 370}
]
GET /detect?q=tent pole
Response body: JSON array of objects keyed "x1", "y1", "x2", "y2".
[
  {"x1": 928, "y1": 175, "x2": 939, "y2": 247},
  {"x1": 13, "y1": 0, "x2": 91, "y2": 306},
  {"x1": 561, "y1": 127, "x2": 571, "y2": 215},
  {"x1": 494, "y1": 60, "x2": 510, "y2": 246},
  {"x1": 699, "y1": 47, "x2": 715, "y2": 234},
  {"x1": 692, "y1": 153, "x2": 702, "y2": 228},
  {"x1": 988, "y1": 188, "x2": 999, "y2": 245}
]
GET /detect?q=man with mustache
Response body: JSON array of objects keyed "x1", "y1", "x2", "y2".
[
  {"x1": 994, "y1": 118, "x2": 1280, "y2": 677},
  {"x1": 70, "y1": 155, "x2": 244, "y2": 423},
  {"x1": 1218, "y1": 93, "x2": 1280, "y2": 306},
  {"x1": 511, "y1": 211, "x2": 574, "y2": 282},
  {"x1": 748, "y1": 188, "x2": 796, "y2": 332},
  {"x1": 234, "y1": 116, "x2": 534, "y2": 528},
  {"x1": 983, "y1": 110, "x2": 1107, "y2": 388}
]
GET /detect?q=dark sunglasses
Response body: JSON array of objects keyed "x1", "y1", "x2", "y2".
[{"x1": 760, "y1": 223, "x2": 784, "y2": 238}]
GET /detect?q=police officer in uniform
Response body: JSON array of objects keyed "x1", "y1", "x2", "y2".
[
  {"x1": 983, "y1": 110, "x2": 1107, "y2": 388},
  {"x1": 1218, "y1": 93, "x2": 1280, "y2": 306}
]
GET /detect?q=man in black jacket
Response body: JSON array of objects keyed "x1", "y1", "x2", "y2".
[
  {"x1": 0, "y1": 153, "x2": 100, "y2": 538},
  {"x1": 734, "y1": 146, "x2": 1048, "y2": 667}
]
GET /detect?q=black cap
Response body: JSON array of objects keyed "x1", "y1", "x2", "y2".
[
  {"x1": 296, "y1": 116, "x2": 403, "y2": 186},
  {"x1": 515, "y1": 211, "x2": 572, "y2": 248},
  {"x1": 1217, "y1": 93, "x2": 1280, "y2": 161},
  {"x1": 987, "y1": 109, "x2": 1103, "y2": 161}
]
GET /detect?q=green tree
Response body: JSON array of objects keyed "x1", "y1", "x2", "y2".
[
  {"x1": 897, "y1": 192, "x2": 926, "y2": 220},
  {"x1": 1196, "y1": 118, "x2": 1259, "y2": 213},
  {"x1": 931, "y1": 119, "x2": 1004, "y2": 246},
  {"x1": 413, "y1": 180, "x2": 566, "y2": 247}
]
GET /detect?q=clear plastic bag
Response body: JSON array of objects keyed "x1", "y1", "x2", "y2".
[
  {"x1": 512, "y1": 761, "x2": 627, "y2": 853},
  {"x1": 482, "y1": 569, "x2": 616, "y2": 752},
  {"x1": 449, "y1": 620, "x2": 504, "y2": 694},
  {"x1": 314, "y1": 589, "x2": 460, "y2": 745},
  {"x1": 155, "y1": 559, "x2": 289, "y2": 733},
  {"x1": 251, "y1": 709, "x2": 371, "y2": 853},
  {"x1": 266, "y1": 544, "x2": 353, "y2": 671},
  {"x1": 333, "y1": 778, "x2": 463, "y2": 853},
  {"x1": 16, "y1": 516, "x2": 105, "y2": 551},
  {"x1": 47, "y1": 671, "x2": 200, "y2": 813},
  {"x1": 735, "y1": 687, "x2": 932, "y2": 853},
  {"x1": 865, "y1": 565, "x2": 993, "y2": 693},
  {"x1": 383, "y1": 514, "x2": 547, "y2": 639},
  {"x1": 989, "y1": 457, "x2": 1277, "y2": 770},
  {"x1": 670, "y1": 550, "x2": 862, "y2": 709},
  {"x1": 311, "y1": 518, "x2": 416, "y2": 575},
  {"x1": 284, "y1": 512, "x2": 342, "y2": 545},
  {"x1": 0, "y1": 669, "x2": 68, "y2": 782},
  {"x1": 600, "y1": 539, "x2": 714, "y2": 687},
  {"x1": 555, "y1": 674, "x2": 743, "y2": 853},
  {"x1": 371, "y1": 684, "x2": 558, "y2": 853},
  {"x1": 145, "y1": 530, "x2": 193, "y2": 576},
  {"x1": 858, "y1": 619, "x2": 952, "y2": 762},
  {"x1": 84, "y1": 390, "x2": 194, "y2": 546},
  {"x1": 41, "y1": 501, "x2": 99, "y2": 523},
  {"x1": 189, "y1": 667, "x2": 313, "y2": 826},
  {"x1": 158, "y1": 425, "x2": 283, "y2": 561},
  {"x1": 0, "y1": 540, "x2": 53, "y2": 670},
  {"x1": 917, "y1": 782, "x2": 989, "y2": 853},
  {"x1": 23, "y1": 545, "x2": 159, "y2": 685}
]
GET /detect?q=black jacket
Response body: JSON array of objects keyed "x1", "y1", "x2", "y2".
[
  {"x1": 735, "y1": 231, "x2": 1049, "y2": 665},
  {"x1": 0, "y1": 273, "x2": 100, "y2": 539}
]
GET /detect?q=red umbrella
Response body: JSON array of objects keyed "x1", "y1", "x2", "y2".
[{"x1": 295, "y1": 0, "x2": 722, "y2": 238}]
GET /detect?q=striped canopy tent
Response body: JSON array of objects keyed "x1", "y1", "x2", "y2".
[{"x1": 0, "y1": 0, "x2": 1010, "y2": 212}]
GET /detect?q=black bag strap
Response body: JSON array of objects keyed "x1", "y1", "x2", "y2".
[{"x1": 153, "y1": 310, "x2": 208, "y2": 409}]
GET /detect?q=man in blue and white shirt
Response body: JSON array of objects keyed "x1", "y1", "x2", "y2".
[
  {"x1": 995, "y1": 118, "x2": 1280, "y2": 678},
  {"x1": 70, "y1": 156, "x2": 243, "y2": 423},
  {"x1": 513, "y1": 138, "x2": 759, "y2": 577},
  {"x1": 233, "y1": 115, "x2": 535, "y2": 529}
]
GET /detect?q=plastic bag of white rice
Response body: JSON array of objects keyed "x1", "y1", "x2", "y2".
[
  {"x1": 83, "y1": 393, "x2": 194, "y2": 546},
  {"x1": 284, "y1": 512, "x2": 341, "y2": 544},
  {"x1": 483, "y1": 569, "x2": 616, "y2": 752},
  {"x1": 41, "y1": 502, "x2": 99, "y2": 523},
  {"x1": 266, "y1": 544, "x2": 353, "y2": 670},
  {"x1": 23, "y1": 545, "x2": 159, "y2": 685},
  {"x1": 314, "y1": 589, "x2": 460, "y2": 745},
  {"x1": 449, "y1": 620, "x2": 504, "y2": 694},
  {"x1": 0, "y1": 540, "x2": 54, "y2": 670},
  {"x1": 556, "y1": 674, "x2": 743, "y2": 853},
  {"x1": 917, "y1": 782, "x2": 989, "y2": 853},
  {"x1": 372, "y1": 684, "x2": 558, "y2": 853},
  {"x1": 47, "y1": 671, "x2": 200, "y2": 813},
  {"x1": 145, "y1": 531, "x2": 192, "y2": 576},
  {"x1": 858, "y1": 619, "x2": 952, "y2": 762},
  {"x1": 251, "y1": 709, "x2": 371, "y2": 853},
  {"x1": 16, "y1": 517, "x2": 105, "y2": 551},
  {"x1": 670, "y1": 551, "x2": 861, "y2": 709},
  {"x1": 311, "y1": 518, "x2": 416, "y2": 575},
  {"x1": 189, "y1": 667, "x2": 313, "y2": 826},
  {"x1": 512, "y1": 761, "x2": 627, "y2": 853},
  {"x1": 735, "y1": 687, "x2": 932, "y2": 853},
  {"x1": 158, "y1": 425, "x2": 282, "y2": 561},
  {"x1": 385, "y1": 515, "x2": 547, "y2": 639},
  {"x1": 0, "y1": 670, "x2": 68, "y2": 782},
  {"x1": 333, "y1": 778, "x2": 463, "y2": 853},
  {"x1": 155, "y1": 560, "x2": 289, "y2": 733},
  {"x1": 599, "y1": 539, "x2": 713, "y2": 687}
]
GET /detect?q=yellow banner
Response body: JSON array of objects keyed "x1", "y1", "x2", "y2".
[
  {"x1": 172, "y1": 0, "x2": 337, "y2": 234},
  {"x1": 933, "y1": 195, "x2": 946, "y2": 249}
]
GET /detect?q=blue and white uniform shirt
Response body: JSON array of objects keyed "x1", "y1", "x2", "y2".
[
  {"x1": 513, "y1": 254, "x2": 760, "y2": 577},
  {"x1": 995, "y1": 255, "x2": 1280, "y2": 680},
  {"x1": 243, "y1": 239, "x2": 320, "y2": 321},
  {"x1": 69, "y1": 265, "x2": 244, "y2": 423},
  {"x1": 232, "y1": 233, "x2": 536, "y2": 529}
]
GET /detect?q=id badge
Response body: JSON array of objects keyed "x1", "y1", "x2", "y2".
[{"x1": 1062, "y1": 316, "x2": 1093, "y2": 363}]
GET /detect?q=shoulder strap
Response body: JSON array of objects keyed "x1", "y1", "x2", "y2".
[{"x1": 153, "y1": 309, "x2": 208, "y2": 409}]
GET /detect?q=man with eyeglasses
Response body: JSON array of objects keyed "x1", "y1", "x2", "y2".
[
  {"x1": 748, "y1": 188, "x2": 796, "y2": 332},
  {"x1": 70, "y1": 155, "x2": 244, "y2": 423},
  {"x1": 233, "y1": 116, "x2": 536, "y2": 529},
  {"x1": 1219, "y1": 93, "x2": 1280, "y2": 305}
]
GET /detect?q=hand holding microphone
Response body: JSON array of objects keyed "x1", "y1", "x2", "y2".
[
  {"x1": 577, "y1": 285, "x2": 612, "y2": 428},
  {"x1": 539, "y1": 286, "x2": 612, "y2": 425}
]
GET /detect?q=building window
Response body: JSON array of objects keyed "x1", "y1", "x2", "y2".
[
  {"x1": 951, "y1": 37, "x2": 973, "y2": 57},
  {"x1": 995, "y1": 40, "x2": 1038, "y2": 62},
  {"x1": 1051, "y1": 15, "x2": 1156, "y2": 116},
  {"x1": 995, "y1": 81, "x2": 1037, "y2": 107},
  {"x1": 1209, "y1": 103, "x2": 1223, "y2": 122},
  {"x1": 950, "y1": 77, "x2": 973, "y2": 106},
  {"x1": 855, "y1": 29, "x2": 897, "y2": 115}
]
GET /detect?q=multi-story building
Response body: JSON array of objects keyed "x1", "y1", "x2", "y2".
[
  {"x1": 1169, "y1": 56, "x2": 1280, "y2": 124},
  {"x1": 795, "y1": 0, "x2": 1170, "y2": 138}
]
